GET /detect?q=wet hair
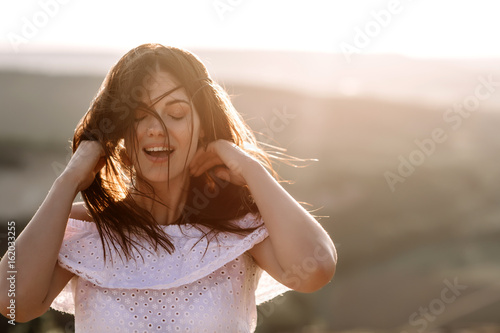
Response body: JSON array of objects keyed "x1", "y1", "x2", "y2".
[{"x1": 72, "y1": 43, "x2": 276, "y2": 262}]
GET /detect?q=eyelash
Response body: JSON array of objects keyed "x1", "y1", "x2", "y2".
[
  {"x1": 134, "y1": 103, "x2": 188, "y2": 122},
  {"x1": 170, "y1": 114, "x2": 184, "y2": 121},
  {"x1": 134, "y1": 114, "x2": 185, "y2": 122}
]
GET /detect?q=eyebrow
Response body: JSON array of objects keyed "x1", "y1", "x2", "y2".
[
  {"x1": 165, "y1": 99, "x2": 190, "y2": 106},
  {"x1": 150, "y1": 85, "x2": 183, "y2": 106}
]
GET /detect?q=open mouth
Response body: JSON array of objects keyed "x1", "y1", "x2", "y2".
[{"x1": 144, "y1": 146, "x2": 175, "y2": 159}]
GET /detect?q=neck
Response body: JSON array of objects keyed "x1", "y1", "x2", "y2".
[{"x1": 132, "y1": 173, "x2": 190, "y2": 225}]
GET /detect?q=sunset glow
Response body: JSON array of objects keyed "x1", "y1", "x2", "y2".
[{"x1": 0, "y1": 0, "x2": 499, "y2": 58}]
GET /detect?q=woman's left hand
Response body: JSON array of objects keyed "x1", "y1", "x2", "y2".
[
  {"x1": 190, "y1": 139, "x2": 337, "y2": 293},
  {"x1": 189, "y1": 140, "x2": 257, "y2": 186}
]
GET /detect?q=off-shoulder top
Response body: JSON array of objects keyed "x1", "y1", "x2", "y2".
[{"x1": 50, "y1": 213, "x2": 290, "y2": 332}]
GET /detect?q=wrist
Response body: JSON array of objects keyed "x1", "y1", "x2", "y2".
[
  {"x1": 54, "y1": 172, "x2": 81, "y2": 198},
  {"x1": 240, "y1": 156, "x2": 270, "y2": 183}
]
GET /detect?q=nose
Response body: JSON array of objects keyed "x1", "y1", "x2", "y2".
[{"x1": 146, "y1": 117, "x2": 166, "y2": 137}]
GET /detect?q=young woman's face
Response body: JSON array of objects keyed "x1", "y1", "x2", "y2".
[{"x1": 127, "y1": 71, "x2": 202, "y2": 185}]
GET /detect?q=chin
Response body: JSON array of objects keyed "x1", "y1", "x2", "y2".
[{"x1": 140, "y1": 170, "x2": 189, "y2": 186}]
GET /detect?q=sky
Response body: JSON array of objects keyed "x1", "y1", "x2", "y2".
[{"x1": 0, "y1": 0, "x2": 499, "y2": 58}]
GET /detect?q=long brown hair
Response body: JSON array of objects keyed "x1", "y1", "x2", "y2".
[{"x1": 73, "y1": 44, "x2": 275, "y2": 262}]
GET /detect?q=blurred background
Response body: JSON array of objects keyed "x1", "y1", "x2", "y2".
[{"x1": 1, "y1": 0, "x2": 500, "y2": 332}]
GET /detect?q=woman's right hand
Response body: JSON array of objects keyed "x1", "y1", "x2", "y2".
[
  {"x1": 59, "y1": 140, "x2": 106, "y2": 193},
  {"x1": 0, "y1": 140, "x2": 105, "y2": 322}
]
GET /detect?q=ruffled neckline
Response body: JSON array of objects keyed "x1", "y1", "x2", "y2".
[
  {"x1": 67, "y1": 217, "x2": 210, "y2": 238},
  {"x1": 58, "y1": 213, "x2": 268, "y2": 290}
]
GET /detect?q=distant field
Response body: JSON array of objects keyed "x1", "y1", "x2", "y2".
[{"x1": 1, "y1": 70, "x2": 500, "y2": 332}]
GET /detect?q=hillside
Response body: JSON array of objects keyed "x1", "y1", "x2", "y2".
[{"x1": 1, "y1": 70, "x2": 500, "y2": 332}]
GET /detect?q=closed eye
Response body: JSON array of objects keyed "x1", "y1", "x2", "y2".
[
  {"x1": 134, "y1": 107, "x2": 152, "y2": 122},
  {"x1": 165, "y1": 100, "x2": 190, "y2": 121},
  {"x1": 170, "y1": 114, "x2": 185, "y2": 121},
  {"x1": 134, "y1": 114, "x2": 149, "y2": 122}
]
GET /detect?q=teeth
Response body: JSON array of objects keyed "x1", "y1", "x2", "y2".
[{"x1": 145, "y1": 147, "x2": 172, "y2": 152}]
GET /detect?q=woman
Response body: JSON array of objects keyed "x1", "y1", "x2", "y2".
[{"x1": 0, "y1": 43, "x2": 337, "y2": 332}]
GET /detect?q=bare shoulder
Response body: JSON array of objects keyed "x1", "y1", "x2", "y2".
[{"x1": 69, "y1": 201, "x2": 94, "y2": 222}]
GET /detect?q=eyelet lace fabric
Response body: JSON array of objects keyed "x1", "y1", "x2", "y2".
[{"x1": 50, "y1": 213, "x2": 290, "y2": 332}]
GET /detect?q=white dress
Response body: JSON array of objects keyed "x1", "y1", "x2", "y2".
[{"x1": 50, "y1": 213, "x2": 290, "y2": 333}]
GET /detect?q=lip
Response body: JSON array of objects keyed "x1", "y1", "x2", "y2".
[{"x1": 142, "y1": 144, "x2": 175, "y2": 163}]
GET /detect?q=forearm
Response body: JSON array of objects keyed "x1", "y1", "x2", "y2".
[
  {"x1": 188, "y1": 139, "x2": 337, "y2": 289},
  {"x1": 242, "y1": 159, "x2": 337, "y2": 281},
  {"x1": 0, "y1": 175, "x2": 78, "y2": 313}
]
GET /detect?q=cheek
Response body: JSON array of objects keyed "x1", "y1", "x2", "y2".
[
  {"x1": 134, "y1": 122, "x2": 147, "y2": 139},
  {"x1": 181, "y1": 115, "x2": 201, "y2": 147},
  {"x1": 183, "y1": 122, "x2": 201, "y2": 161},
  {"x1": 192, "y1": 112, "x2": 202, "y2": 144},
  {"x1": 184, "y1": 129, "x2": 200, "y2": 157}
]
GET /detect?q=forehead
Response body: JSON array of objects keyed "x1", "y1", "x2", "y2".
[{"x1": 143, "y1": 71, "x2": 188, "y2": 104}]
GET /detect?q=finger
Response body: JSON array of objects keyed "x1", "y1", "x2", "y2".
[
  {"x1": 78, "y1": 140, "x2": 105, "y2": 159},
  {"x1": 189, "y1": 144, "x2": 222, "y2": 175},
  {"x1": 191, "y1": 155, "x2": 225, "y2": 177},
  {"x1": 213, "y1": 166, "x2": 231, "y2": 182},
  {"x1": 73, "y1": 141, "x2": 106, "y2": 172},
  {"x1": 189, "y1": 148, "x2": 212, "y2": 171}
]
